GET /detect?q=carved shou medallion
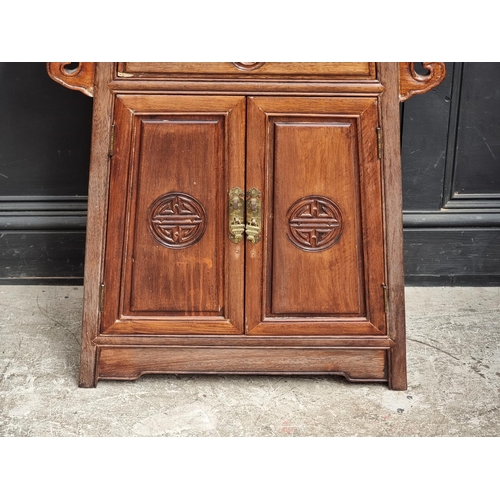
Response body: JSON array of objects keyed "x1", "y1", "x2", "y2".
[
  {"x1": 286, "y1": 195, "x2": 343, "y2": 252},
  {"x1": 148, "y1": 192, "x2": 206, "y2": 249},
  {"x1": 232, "y1": 62, "x2": 265, "y2": 71}
]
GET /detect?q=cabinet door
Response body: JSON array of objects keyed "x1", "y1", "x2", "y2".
[
  {"x1": 101, "y1": 95, "x2": 246, "y2": 335},
  {"x1": 246, "y1": 97, "x2": 386, "y2": 335}
]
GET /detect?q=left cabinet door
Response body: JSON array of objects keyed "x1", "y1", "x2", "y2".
[{"x1": 101, "y1": 95, "x2": 246, "y2": 335}]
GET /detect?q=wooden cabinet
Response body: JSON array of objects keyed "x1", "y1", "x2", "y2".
[{"x1": 48, "y1": 62, "x2": 445, "y2": 389}]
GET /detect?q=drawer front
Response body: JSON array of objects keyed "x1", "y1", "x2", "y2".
[{"x1": 117, "y1": 62, "x2": 376, "y2": 80}]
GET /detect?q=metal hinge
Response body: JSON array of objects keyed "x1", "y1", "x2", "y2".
[
  {"x1": 99, "y1": 283, "x2": 105, "y2": 312},
  {"x1": 109, "y1": 124, "x2": 116, "y2": 157},
  {"x1": 382, "y1": 283, "x2": 389, "y2": 316},
  {"x1": 377, "y1": 127, "x2": 383, "y2": 159}
]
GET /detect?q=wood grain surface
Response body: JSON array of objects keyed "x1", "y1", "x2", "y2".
[
  {"x1": 101, "y1": 95, "x2": 246, "y2": 336},
  {"x1": 43, "y1": 62, "x2": 432, "y2": 389},
  {"x1": 379, "y1": 63, "x2": 408, "y2": 390},
  {"x1": 98, "y1": 346, "x2": 387, "y2": 381},
  {"x1": 245, "y1": 97, "x2": 386, "y2": 336},
  {"x1": 47, "y1": 62, "x2": 96, "y2": 97},
  {"x1": 118, "y1": 62, "x2": 376, "y2": 79}
]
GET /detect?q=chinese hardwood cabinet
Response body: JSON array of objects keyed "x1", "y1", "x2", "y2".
[{"x1": 48, "y1": 62, "x2": 445, "y2": 389}]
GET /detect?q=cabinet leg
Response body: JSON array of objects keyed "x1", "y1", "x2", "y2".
[
  {"x1": 78, "y1": 344, "x2": 98, "y2": 388},
  {"x1": 388, "y1": 347, "x2": 407, "y2": 390}
]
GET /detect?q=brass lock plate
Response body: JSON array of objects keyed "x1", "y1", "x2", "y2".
[
  {"x1": 245, "y1": 187, "x2": 262, "y2": 244},
  {"x1": 228, "y1": 187, "x2": 245, "y2": 243}
]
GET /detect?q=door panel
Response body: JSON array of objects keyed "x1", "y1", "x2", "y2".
[
  {"x1": 102, "y1": 95, "x2": 246, "y2": 335},
  {"x1": 246, "y1": 97, "x2": 386, "y2": 335}
]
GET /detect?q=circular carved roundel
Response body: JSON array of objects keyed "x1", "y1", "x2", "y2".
[
  {"x1": 286, "y1": 196, "x2": 343, "y2": 252},
  {"x1": 232, "y1": 62, "x2": 266, "y2": 71},
  {"x1": 148, "y1": 192, "x2": 207, "y2": 249}
]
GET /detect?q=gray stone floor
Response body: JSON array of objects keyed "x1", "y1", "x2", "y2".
[{"x1": 0, "y1": 285, "x2": 498, "y2": 436}]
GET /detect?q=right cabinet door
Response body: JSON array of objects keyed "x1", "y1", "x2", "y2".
[{"x1": 245, "y1": 96, "x2": 387, "y2": 336}]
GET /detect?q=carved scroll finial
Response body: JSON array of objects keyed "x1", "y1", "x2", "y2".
[
  {"x1": 46, "y1": 62, "x2": 95, "y2": 97},
  {"x1": 399, "y1": 62, "x2": 446, "y2": 102}
]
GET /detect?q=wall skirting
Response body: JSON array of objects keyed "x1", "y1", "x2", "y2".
[
  {"x1": 403, "y1": 212, "x2": 500, "y2": 228},
  {"x1": 0, "y1": 198, "x2": 86, "y2": 283},
  {"x1": 0, "y1": 197, "x2": 87, "y2": 230}
]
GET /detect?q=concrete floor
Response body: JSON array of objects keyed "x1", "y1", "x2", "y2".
[{"x1": 0, "y1": 285, "x2": 498, "y2": 436}]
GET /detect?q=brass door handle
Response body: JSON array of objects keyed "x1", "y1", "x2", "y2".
[
  {"x1": 245, "y1": 188, "x2": 262, "y2": 244},
  {"x1": 228, "y1": 187, "x2": 245, "y2": 243}
]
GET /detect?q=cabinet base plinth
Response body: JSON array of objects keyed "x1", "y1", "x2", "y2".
[{"x1": 90, "y1": 346, "x2": 391, "y2": 387}]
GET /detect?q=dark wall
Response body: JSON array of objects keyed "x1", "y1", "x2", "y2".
[
  {"x1": 1, "y1": 62, "x2": 499, "y2": 285},
  {"x1": 0, "y1": 63, "x2": 92, "y2": 284},
  {"x1": 401, "y1": 63, "x2": 500, "y2": 285}
]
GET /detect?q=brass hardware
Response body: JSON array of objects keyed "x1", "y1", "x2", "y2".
[
  {"x1": 109, "y1": 124, "x2": 116, "y2": 157},
  {"x1": 228, "y1": 187, "x2": 245, "y2": 243},
  {"x1": 99, "y1": 283, "x2": 105, "y2": 312},
  {"x1": 377, "y1": 127, "x2": 382, "y2": 159},
  {"x1": 382, "y1": 283, "x2": 388, "y2": 316},
  {"x1": 245, "y1": 188, "x2": 262, "y2": 244}
]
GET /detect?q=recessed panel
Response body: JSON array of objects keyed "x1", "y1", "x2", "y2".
[
  {"x1": 126, "y1": 118, "x2": 222, "y2": 314},
  {"x1": 271, "y1": 121, "x2": 363, "y2": 316},
  {"x1": 452, "y1": 63, "x2": 500, "y2": 199}
]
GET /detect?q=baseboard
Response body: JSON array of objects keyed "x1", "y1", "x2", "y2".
[{"x1": 405, "y1": 275, "x2": 500, "y2": 286}]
